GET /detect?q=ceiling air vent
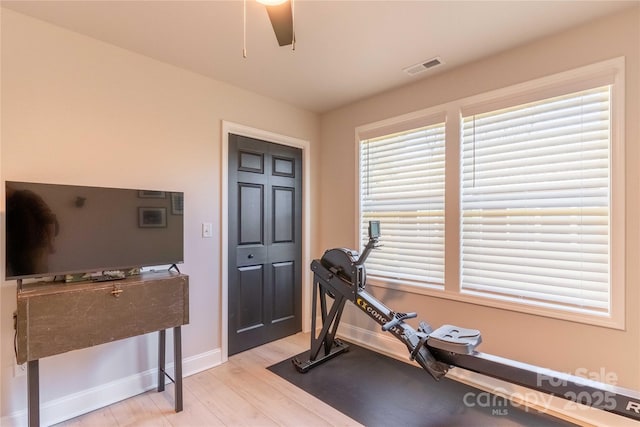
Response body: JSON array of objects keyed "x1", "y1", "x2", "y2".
[{"x1": 403, "y1": 56, "x2": 443, "y2": 76}]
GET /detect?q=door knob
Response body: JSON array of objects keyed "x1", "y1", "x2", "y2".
[{"x1": 248, "y1": 254, "x2": 254, "y2": 259}]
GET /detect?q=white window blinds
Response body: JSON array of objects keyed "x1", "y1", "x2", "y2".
[
  {"x1": 360, "y1": 122, "x2": 446, "y2": 286},
  {"x1": 460, "y1": 86, "x2": 611, "y2": 313}
]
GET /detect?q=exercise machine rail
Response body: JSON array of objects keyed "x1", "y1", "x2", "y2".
[{"x1": 292, "y1": 221, "x2": 640, "y2": 422}]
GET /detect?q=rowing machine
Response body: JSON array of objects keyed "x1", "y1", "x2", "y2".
[{"x1": 292, "y1": 221, "x2": 640, "y2": 422}]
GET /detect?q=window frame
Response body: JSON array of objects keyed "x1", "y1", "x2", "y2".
[{"x1": 355, "y1": 57, "x2": 625, "y2": 329}]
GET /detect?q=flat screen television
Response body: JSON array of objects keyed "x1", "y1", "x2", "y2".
[{"x1": 5, "y1": 181, "x2": 184, "y2": 280}]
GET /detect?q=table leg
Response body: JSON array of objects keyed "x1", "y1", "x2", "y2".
[
  {"x1": 28, "y1": 360, "x2": 39, "y2": 427},
  {"x1": 158, "y1": 329, "x2": 166, "y2": 392},
  {"x1": 173, "y1": 326, "x2": 183, "y2": 412}
]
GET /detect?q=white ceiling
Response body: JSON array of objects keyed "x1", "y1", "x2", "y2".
[{"x1": 2, "y1": 0, "x2": 637, "y2": 113}]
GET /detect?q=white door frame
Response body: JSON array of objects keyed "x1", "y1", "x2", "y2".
[{"x1": 221, "y1": 121, "x2": 311, "y2": 362}]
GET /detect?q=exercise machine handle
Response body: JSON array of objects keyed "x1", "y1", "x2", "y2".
[
  {"x1": 382, "y1": 311, "x2": 417, "y2": 331},
  {"x1": 356, "y1": 221, "x2": 381, "y2": 266}
]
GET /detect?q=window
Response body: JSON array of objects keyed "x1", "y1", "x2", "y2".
[
  {"x1": 461, "y1": 86, "x2": 611, "y2": 313},
  {"x1": 360, "y1": 120, "x2": 446, "y2": 287},
  {"x1": 356, "y1": 58, "x2": 624, "y2": 327}
]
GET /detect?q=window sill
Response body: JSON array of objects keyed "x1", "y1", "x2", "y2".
[{"x1": 365, "y1": 275, "x2": 624, "y2": 330}]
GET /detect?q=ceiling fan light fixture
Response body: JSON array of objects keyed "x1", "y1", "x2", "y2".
[
  {"x1": 257, "y1": 0, "x2": 288, "y2": 6},
  {"x1": 263, "y1": 0, "x2": 295, "y2": 47}
]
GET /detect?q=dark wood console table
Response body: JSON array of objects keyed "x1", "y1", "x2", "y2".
[{"x1": 16, "y1": 271, "x2": 189, "y2": 427}]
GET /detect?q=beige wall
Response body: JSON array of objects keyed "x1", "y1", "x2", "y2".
[
  {"x1": 319, "y1": 6, "x2": 640, "y2": 389},
  {"x1": 0, "y1": 8, "x2": 320, "y2": 421}
]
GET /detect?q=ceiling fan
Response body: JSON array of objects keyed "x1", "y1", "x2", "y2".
[{"x1": 258, "y1": 0, "x2": 295, "y2": 47}]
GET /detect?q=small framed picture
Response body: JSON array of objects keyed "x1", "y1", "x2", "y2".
[
  {"x1": 171, "y1": 192, "x2": 184, "y2": 215},
  {"x1": 138, "y1": 207, "x2": 167, "y2": 228},
  {"x1": 138, "y1": 190, "x2": 166, "y2": 198}
]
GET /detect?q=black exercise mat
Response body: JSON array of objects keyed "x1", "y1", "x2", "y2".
[{"x1": 268, "y1": 342, "x2": 576, "y2": 427}]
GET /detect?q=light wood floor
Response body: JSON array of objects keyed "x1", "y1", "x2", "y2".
[{"x1": 56, "y1": 333, "x2": 362, "y2": 426}]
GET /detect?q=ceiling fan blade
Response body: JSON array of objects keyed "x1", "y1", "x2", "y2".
[{"x1": 264, "y1": 1, "x2": 294, "y2": 47}]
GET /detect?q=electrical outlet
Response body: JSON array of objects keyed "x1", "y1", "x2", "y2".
[{"x1": 13, "y1": 363, "x2": 26, "y2": 378}]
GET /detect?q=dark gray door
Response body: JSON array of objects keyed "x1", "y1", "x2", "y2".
[{"x1": 228, "y1": 133, "x2": 302, "y2": 355}]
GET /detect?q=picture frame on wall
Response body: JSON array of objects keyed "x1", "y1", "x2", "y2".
[
  {"x1": 138, "y1": 207, "x2": 167, "y2": 228},
  {"x1": 138, "y1": 190, "x2": 166, "y2": 198},
  {"x1": 171, "y1": 192, "x2": 184, "y2": 215}
]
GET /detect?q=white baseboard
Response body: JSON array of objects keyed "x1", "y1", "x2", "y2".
[
  {"x1": 336, "y1": 322, "x2": 636, "y2": 427},
  {"x1": 1, "y1": 348, "x2": 222, "y2": 427}
]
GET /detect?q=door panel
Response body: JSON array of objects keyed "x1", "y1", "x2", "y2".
[
  {"x1": 228, "y1": 133, "x2": 302, "y2": 355},
  {"x1": 272, "y1": 261, "x2": 295, "y2": 322},
  {"x1": 237, "y1": 265, "x2": 264, "y2": 332},
  {"x1": 273, "y1": 187, "x2": 294, "y2": 243},
  {"x1": 238, "y1": 183, "x2": 264, "y2": 245},
  {"x1": 273, "y1": 156, "x2": 295, "y2": 177},
  {"x1": 238, "y1": 150, "x2": 264, "y2": 173}
]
